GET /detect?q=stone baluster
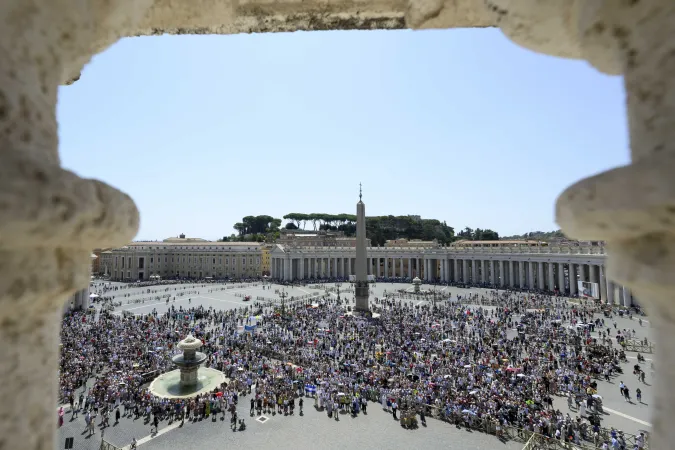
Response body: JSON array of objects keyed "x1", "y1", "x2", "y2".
[
  {"x1": 3, "y1": 0, "x2": 675, "y2": 448},
  {"x1": 551, "y1": 3, "x2": 675, "y2": 447},
  {"x1": 0, "y1": 4, "x2": 143, "y2": 450}
]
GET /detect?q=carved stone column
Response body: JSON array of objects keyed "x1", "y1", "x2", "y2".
[
  {"x1": 556, "y1": 3, "x2": 675, "y2": 447},
  {"x1": 0, "y1": 1, "x2": 144, "y2": 448}
]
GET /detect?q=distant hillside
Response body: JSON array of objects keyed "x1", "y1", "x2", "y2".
[
  {"x1": 501, "y1": 230, "x2": 566, "y2": 241},
  {"x1": 278, "y1": 213, "x2": 459, "y2": 246}
]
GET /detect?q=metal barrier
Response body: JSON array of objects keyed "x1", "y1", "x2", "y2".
[
  {"x1": 624, "y1": 339, "x2": 655, "y2": 353},
  {"x1": 100, "y1": 440, "x2": 122, "y2": 450},
  {"x1": 424, "y1": 404, "x2": 648, "y2": 450},
  {"x1": 141, "y1": 370, "x2": 160, "y2": 383}
]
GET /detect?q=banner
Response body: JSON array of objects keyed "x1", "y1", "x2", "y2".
[{"x1": 578, "y1": 281, "x2": 600, "y2": 299}]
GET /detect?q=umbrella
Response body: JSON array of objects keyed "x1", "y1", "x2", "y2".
[
  {"x1": 516, "y1": 374, "x2": 526, "y2": 378},
  {"x1": 592, "y1": 394, "x2": 602, "y2": 399},
  {"x1": 464, "y1": 365, "x2": 471, "y2": 369}
]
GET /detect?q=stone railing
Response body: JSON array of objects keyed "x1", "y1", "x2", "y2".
[
  {"x1": 281, "y1": 245, "x2": 605, "y2": 256},
  {"x1": 3, "y1": 1, "x2": 672, "y2": 449}
]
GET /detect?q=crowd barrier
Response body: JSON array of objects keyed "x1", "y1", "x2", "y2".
[
  {"x1": 221, "y1": 345, "x2": 650, "y2": 450},
  {"x1": 99, "y1": 440, "x2": 122, "y2": 450},
  {"x1": 624, "y1": 339, "x2": 655, "y2": 354},
  {"x1": 423, "y1": 405, "x2": 647, "y2": 450}
]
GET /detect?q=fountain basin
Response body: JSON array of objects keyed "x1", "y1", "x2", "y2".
[
  {"x1": 171, "y1": 351, "x2": 207, "y2": 367},
  {"x1": 148, "y1": 367, "x2": 228, "y2": 399}
]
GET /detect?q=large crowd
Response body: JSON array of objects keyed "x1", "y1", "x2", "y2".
[{"x1": 59, "y1": 281, "x2": 649, "y2": 449}]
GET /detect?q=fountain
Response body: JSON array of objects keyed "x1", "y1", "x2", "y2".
[
  {"x1": 413, "y1": 277, "x2": 422, "y2": 294},
  {"x1": 148, "y1": 334, "x2": 227, "y2": 399}
]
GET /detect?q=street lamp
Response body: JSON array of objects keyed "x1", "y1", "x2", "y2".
[
  {"x1": 335, "y1": 283, "x2": 341, "y2": 302},
  {"x1": 279, "y1": 289, "x2": 288, "y2": 313}
]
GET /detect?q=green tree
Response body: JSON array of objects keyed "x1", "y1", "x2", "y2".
[
  {"x1": 501, "y1": 230, "x2": 565, "y2": 241},
  {"x1": 233, "y1": 222, "x2": 246, "y2": 237},
  {"x1": 283, "y1": 213, "x2": 304, "y2": 228},
  {"x1": 308, "y1": 213, "x2": 321, "y2": 231},
  {"x1": 233, "y1": 215, "x2": 283, "y2": 238}
]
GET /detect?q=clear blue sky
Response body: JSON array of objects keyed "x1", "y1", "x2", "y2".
[{"x1": 57, "y1": 28, "x2": 629, "y2": 241}]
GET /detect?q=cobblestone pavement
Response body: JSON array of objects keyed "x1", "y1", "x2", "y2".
[
  {"x1": 75, "y1": 281, "x2": 655, "y2": 446},
  {"x1": 58, "y1": 394, "x2": 523, "y2": 450},
  {"x1": 57, "y1": 406, "x2": 176, "y2": 450},
  {"x1": 139, "y1": 401, "x2": 523, "y2": 450}
]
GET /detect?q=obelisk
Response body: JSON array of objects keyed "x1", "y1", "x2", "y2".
[{"x1": 354, "y1": 183, "x2": 370, "y2": 313}]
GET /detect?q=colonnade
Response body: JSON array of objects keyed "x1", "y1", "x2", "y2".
[
  {"x1": 270, "y1": 254, "x2": 634, "y2": 306},
  {"x1": 63, "y1": 287, "x2": 91, "y2": 313}
]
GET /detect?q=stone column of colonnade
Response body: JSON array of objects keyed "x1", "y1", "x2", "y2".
[{"x1": 548, "y1": 263, "x2": 556, "y2": 291}]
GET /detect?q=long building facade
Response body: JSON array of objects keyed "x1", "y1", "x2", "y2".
[
  {"x1": 270, "y1": 242, "x2": 635, "y2": 306},
  {"x1": 100, "y1": 236, "x2": 263, "y2": 280}
]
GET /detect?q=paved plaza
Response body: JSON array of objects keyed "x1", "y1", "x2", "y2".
[{"x1": 58, "y1": 281, "x2": 656, "y2": 450}]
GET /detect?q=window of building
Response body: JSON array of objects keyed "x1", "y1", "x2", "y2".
[
  {"x1": 242, "y1": 257, "x2": 246, "y2": 265},
  {"x1": 150, "y1": 257, "x2": 153, "y2": 264}
]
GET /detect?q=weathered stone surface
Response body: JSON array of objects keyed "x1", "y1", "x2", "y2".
[
  {"x1": 556, "y1": 2, "x2": 675, "y2": 449},
  {"x1": 2, "y1": 0, "x2": 675, "y2": 448},
  {"x1": 1, "y1": 2, "x2": 141, "y2": 449}
]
